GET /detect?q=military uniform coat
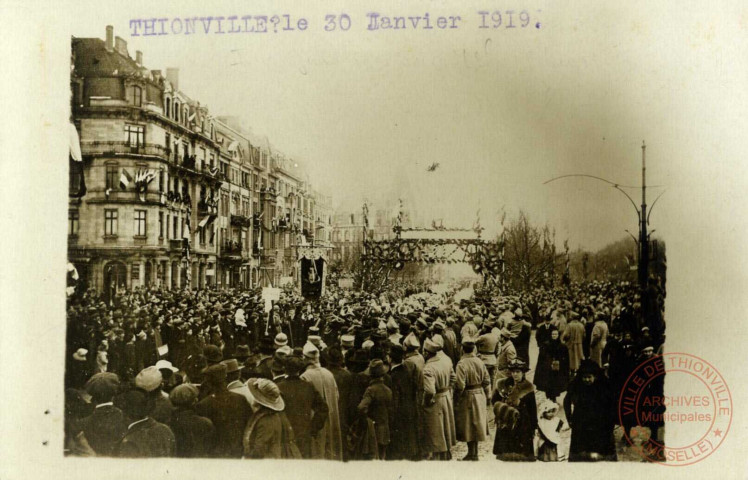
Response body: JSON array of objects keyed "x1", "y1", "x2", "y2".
[
  {"x1": 420, "y1": 355, "x2": 456, "y2": 454},
  {"x1": 301, "y1": 364, "x2": 343, "y2": 460},
  {"x1": 454, "y1": 353, "x2": 490, "y2": 442}
]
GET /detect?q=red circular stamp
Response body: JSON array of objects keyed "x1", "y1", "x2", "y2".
[{"x1": 618, "y1": 352, "x2": 732, "y2": 466}]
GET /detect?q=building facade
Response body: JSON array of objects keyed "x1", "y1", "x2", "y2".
[{"x1": 69, "y1": 26, "x2": 328, "y2": 296}]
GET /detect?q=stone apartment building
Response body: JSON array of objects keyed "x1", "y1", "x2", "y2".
[{"x1": 68, "y1": 26, "x2": 328, "y2": 297}]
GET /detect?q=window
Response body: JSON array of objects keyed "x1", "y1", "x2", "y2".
[
  {"x1": 68, "y1": 210, "x2": 79, "y2": 235},
  {"x1": 199, "y1": 225, "x2": 206, "y2": 245},
  {"x1": 166, "y1": 214, "x2": 170, "y2": 239},
  {"x1": 125, "y1": 124, "x2": 145, "y2": 148},
  {"x1": 174, "y1": 101, "x2": 180, "y2": 123},
  {"x1": 173, "y1": 215, "x2": 178, "y2": 239},
  {"x1": 105, "y1": 165, "x2": 118, "y2": 190},
  {"x1": 69, "y1": 165, "x2": 84, "y2": 195},
  {"x1": 131, "y1": 263, "x2": 140, "y2": 280},
  {"x1": 158, "y1": 212, "x2": 164, "y2": 238},
  {"x1": 134, "y1": 210, "x2": 147, "y2": 236},
  {"x1": 165, "y1": 133, "x2": 171, "y2": 154},
  {"x1": 165, "y1": 97, "x2": 171, "y2": 118},
  {"x1": 158, "y1": 170, "x2": 164, "y2": 193},
  {"x1": 209, "y1": 225, "x2": 215, "y2": 245},
  {"x1": 104, "y1": 209, "x2": 118, "y2": 236},
  {"x1": 129, "y1": 85, "x2": 143, "y2": 107}
]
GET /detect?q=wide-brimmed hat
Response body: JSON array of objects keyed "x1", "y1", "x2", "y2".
[
  {"x1": 325, "y1": 348, "x2": 345, "y2": 367},
  {"x1": 203, "y1": 345, "x2": 223, "y2": 364},
  {"x1": 507, "y1": 359, "x2": 530, "y2": 372},
  {"x1": 367, "y1": 359, "x2": 389, "y2": 378},
  {"x1": 577, "y1": 359, "x2": 600, "y2": 376},
  {"x1": 284, "y1": 355, "x2": 307, "y2": 375},
  {"x1": 221, "y1": 358, "x2": 243, "y2": 374},
  {"x1": 72, "y1": 348, "x2": 88, "y2": 362},
  {"x1": 248, "y1": 378, "x2": 285, "y2": 411},
  {"x1": 259, "y1": 336, "x2": 276, "y2": 355},
  {"x1": 302, "y1": 341, "x2": 320, "y2": 360},
  {"x1": 155, "y1": 359, "x2": 179, "y2": 372},
  {"x1": 461, "y1": 336, "x2": 476, "y2": 346},
  {"x1": 234, "y1": 345, "x2": 251, "y2": 360}
]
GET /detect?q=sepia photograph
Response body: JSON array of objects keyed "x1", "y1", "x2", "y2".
[{"x1": 2, "y1": 0, "x2": 747, "y2": 478}]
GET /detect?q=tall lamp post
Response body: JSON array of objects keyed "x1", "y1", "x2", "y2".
[{"x1": 545, "y1": 142, "x2": 665, "y2": 325}]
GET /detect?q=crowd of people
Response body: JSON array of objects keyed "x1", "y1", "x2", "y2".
[{"x1": 64, "y1": 277, "x2": 666, "y2": 461}]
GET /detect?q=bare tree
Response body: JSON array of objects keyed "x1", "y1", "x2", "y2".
[{"x1": 502, "y1": 210, "x2": 561, "y2": 291}]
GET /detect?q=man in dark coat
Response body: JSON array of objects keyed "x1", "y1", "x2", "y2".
[
  {"x1": 358, "y1": 359, "x2": 394, "y2": 459},
  {"x1": 81, "y1": 372, "x2": 127, "y2": 456},
  {"x1": 117, "y1": 389, "x2": 176, "y2": 457},
  {"x1": 195, "y1": 364, "x2": 252, "y2": 458},
  {"x1": 169, "y1": 383, "x2": 216, "y2": 458},
  {"x1": 564, "y1": 360, "x2": 617, "y2": 461},
  {"x1": 276, "y1": 355, "x2": 329, "y2": 458},
  {"x1": 386, "y1": 345, "x2": 419, "y2": 460}
]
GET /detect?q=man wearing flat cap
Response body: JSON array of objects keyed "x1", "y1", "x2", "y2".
[
  {"x1": 169, "y1": 384, "x2": 216, "y2": 458},
  {"x1": 81, "y1": 372, "x2": 127, "y2": 456}
]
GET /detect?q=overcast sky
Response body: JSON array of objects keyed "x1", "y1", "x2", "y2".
[{"x1": 64, "y1": 0, "x2": 747, "y2": 251}]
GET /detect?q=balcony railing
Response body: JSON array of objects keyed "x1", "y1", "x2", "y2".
[
  {"x1": 81, "y1": 141, "x2": 169, "y2": 158},
  {"x1": 230, "y1": 214, "x2": 251, "y2": 228},
  {"x1": 221, "y1": 241, "x2": 246, "y2": 258}
]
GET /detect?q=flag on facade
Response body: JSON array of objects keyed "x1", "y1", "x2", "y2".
[
  {"x1": 198, "y1": 216, "x2": 210, "y2": 228},
  {"x1": 119, "y1": 169, "x2": 133, "y2": 190}
]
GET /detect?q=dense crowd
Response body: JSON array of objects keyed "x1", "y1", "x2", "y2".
[{"x1": 64, "y1": 277, "x2": 666, "y2": 461}]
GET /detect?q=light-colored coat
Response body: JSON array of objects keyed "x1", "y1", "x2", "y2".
[
  {"x1": 589, "y1": 320, "x2": 609, "y2": 366},
  {"x1": 301, "y1": 364, "x2": 343, "y2": 460},
  {"x1": 561, "y1": 320, "x2": 585, "y2": 371},
  {"x1": 454, "y1": 353, "x2": 490, "y2": 442},
  {"x1": 420, "y1": 354, "x2": 456, "y2": 454}
]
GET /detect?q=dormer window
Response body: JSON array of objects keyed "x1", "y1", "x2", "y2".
[
  {"x1": 165, "y1": 97, "x2": 171, "y2": 118},
  {"x1": 174, "y1": 101, "x2": 180, "y2": 123},
  {"x1": 129, "y1": 85, "x2": 142, "y2": 107}
]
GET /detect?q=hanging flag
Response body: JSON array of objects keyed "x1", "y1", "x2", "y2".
[
  {"x1": 198, "y1": 216, "x2": 210, "y2": 228},
  {"x1": 69, "y1": 123, "x2": 82, "y2": 162},
  {"x1": 119, "y1": 169, "x2": 133, "y2": 190}
]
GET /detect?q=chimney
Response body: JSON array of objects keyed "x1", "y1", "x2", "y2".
[
  {"x1": 136, "y1": 50, "x2": 143, "y2": 66},
  {"x1": 114, "y1": 36, "x2": 128, "y2": 57},
  {"x1": 166, "y1": 68, "x2": 179, "y2": 90},
  {"x1": 151, "y1": 69, "x2": 162, "y2": 81},
  {"x1": 105, "y1": 25, "x2": 114, "y2": 52}
]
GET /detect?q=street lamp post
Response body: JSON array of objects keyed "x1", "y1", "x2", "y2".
[{"x1": 544, "y1": 142, "x2": 664, "y2": 329}]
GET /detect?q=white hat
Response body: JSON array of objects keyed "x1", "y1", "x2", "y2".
[
  {"x1": 155, "y1": 359, "x2": 179, "y2": 372},
  {"x1": 73, "y1": 348, "x2": 88, "y2": 361},
  {"x1": 362, "y1": 339, "x2": 375, "y2": 350}
]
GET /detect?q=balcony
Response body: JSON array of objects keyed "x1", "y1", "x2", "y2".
[
  {"x1": 169, "y1": 238, "x2": 184, "y2": 252},
  {"x1": 221, "y1": 241, "x2": 247, "y2": 259},
  {"x1": 198, "y1": 199, "x2": 219, "y2": 217},
  {"x1": 231, "y1": 214, "x2": 251, "y2": 228},
  {"x1": 81, "y1": 141, "x2": 169, "y2": 159}
]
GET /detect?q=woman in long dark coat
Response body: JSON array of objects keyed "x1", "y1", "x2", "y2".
[
  {"x1": 563, "y1": 360, "x2": 617, "y2": 461},
  {"x1": 533, "y1": 328, "x2": 570, "y2": 402},
  {"x1": 492, "y1": 359, "x2": 537, "y2": 461}
]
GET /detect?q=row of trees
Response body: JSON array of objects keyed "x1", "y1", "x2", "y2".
[
  {"x1": 328, "y1": 209, "x2": 665, "y2": 293},
  {"x1": 501, "y1": 210, "x2": 665, "y2": 291}
]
